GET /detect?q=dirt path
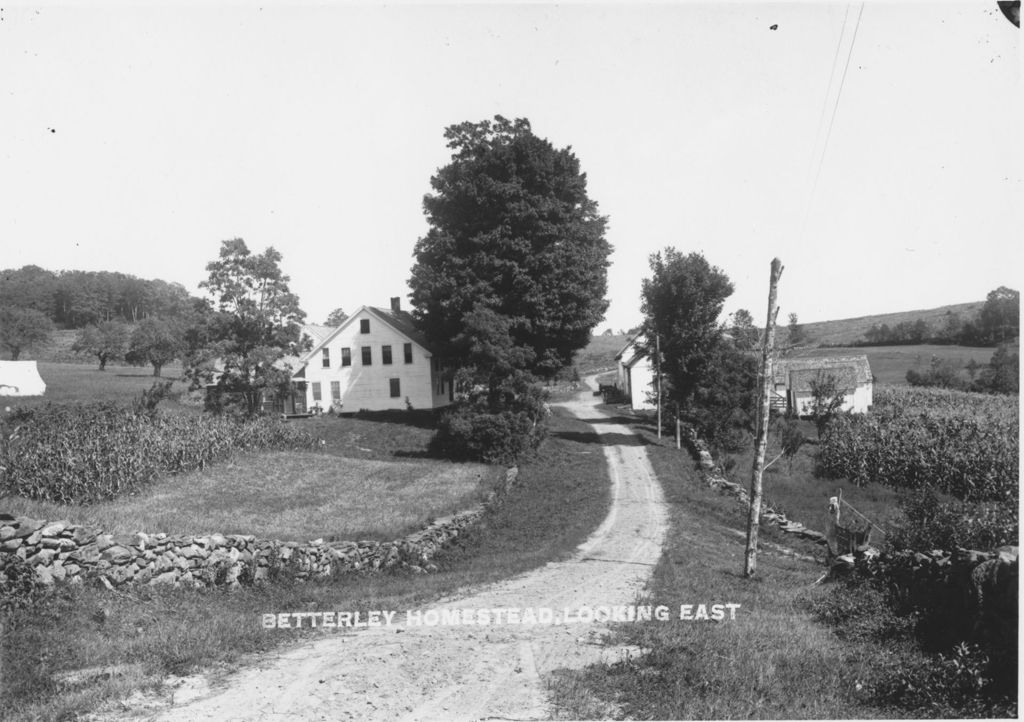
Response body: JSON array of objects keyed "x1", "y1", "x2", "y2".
[{"x1": 138, "y1": 379, "x2": 667, "y2": 721}]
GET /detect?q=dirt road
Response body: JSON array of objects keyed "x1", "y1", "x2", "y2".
[{"x1": 142, "y1": 381, "x2": 667, "y2": 721}]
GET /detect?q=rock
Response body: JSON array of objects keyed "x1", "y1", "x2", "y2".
[
  {"x1": 72, "y1": 527, "x2": 98, "y2": 546},
  {"x1": 101, "y1": 545, "x2": 135, "y2": 565},
  {"x1": 0, "y1": 525, "x2": 16, "y2": 541},
  {"x1": 25, "y1": 530, "x2": 43, "y2": 545},
  {"x1": 95, "y1": 534, "x2": 116, "y2": 551},
  {"x1": 134, "y1": 567, "x2": 154, "y2": 585},
  {"x1": 150, "y1": 571, "x2": 178, "y2": 586},
  {"x1": 67, "y1": 544, "x2": 101, "y2": 564},
  {"x1": 34, "y1": 565, "x2": 55, "y2": 585},
  {"x1": 996, "y1": 546, "x2": 1018, "y2": 565},
  {"x1": 39, "y1": 521, "x2": 67, "y2": 537},
  {"x1": 105, "y1": 565, "x2": 136, "y2": 585},
  {"x1": 51, "y1": 560, "x2": 68, "y2": 581},
  {"x1": 26, "y1": 548, "x2": 57, "y2": 566},
  {"x1": 0, "y1": 538, "x2": 23, "y2": 552},
  {"x1": 13, "y1": 517, "x2": 44, "y2": 536},
  {"x1": 208, "y1": 533, "x2": 227, "y2": 548}
]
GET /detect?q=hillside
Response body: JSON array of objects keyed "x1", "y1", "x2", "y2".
[
  {"x1": 576, "y1": 300, "x2": 998, "y2": 377},
  {"x1": 792, "y1": 301, "x2": 983, "y2": 347}
]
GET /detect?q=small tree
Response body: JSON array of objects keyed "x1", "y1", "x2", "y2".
[
  {"x1": 187, "y1": 239, "x2": 308, "y2": 416},
  {"x1": 324, "y1": 307, "x2": 349, "y2": 326},
  {"x1": 728, "y1": 308, "x2": 760, "y2": 352},
  {"x1": 0, "y1": 306, "x2": 54, "y2": 360},
  {"x1": 125, "y1": 317, "x2": 183, "y2": 377},
  {"x1": 72, "y1": 320, "x2": 130, "y2": 370},
  {"x1": 787, "y1": 313, "x2": 806, "y2": 346},
  {"x1": 975, "y1": 343, "x2": 1019, "y2": 394},
  {"x1": 804, "y1": 371, "x2": 846, "y2": 436}
]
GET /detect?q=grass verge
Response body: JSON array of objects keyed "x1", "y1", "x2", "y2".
[
  {"x1": 0, "y1": 404, "x2": 611, "y2": 721},
  {"x1": 547, "y1": 411, "x2": 944, "y2": 719}
]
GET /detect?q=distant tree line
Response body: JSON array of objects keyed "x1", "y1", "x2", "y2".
[
  {"x1": 0, "y1": 265, "x2": 196, "y2": 328},
  {"x1": 855, "y1": 287, "x2": 1019, "y2": 348}
]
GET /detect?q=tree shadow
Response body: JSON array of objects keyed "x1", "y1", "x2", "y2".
[
  {"x1": 552, "y1": 430, "x2": 652, "y2": 447},
  {"x1": 340, "y1": 408, "x2": 441, "y2": 431}
]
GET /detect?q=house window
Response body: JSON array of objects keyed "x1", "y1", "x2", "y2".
[
  {"x1": 312, "y1": 382, "x2": 322, "y2": 401},
  {"x1": 342, "y1": 347, "x2": 351, "y2": 366},
  {"x1": 331, "y1": 381, "x2": 341, "y2": 402},
  {"x1": 321, "y1": 348, "x2": 330, "y2": 368},
  {"x1": 361, "y1": 346, "x2": 372, "y2": 365},
  {"x1": 360, "y1": 319, "x2": 370, "y2": 333},
  {"x1": 382, "y1": 345, "x2": 393, "y2": 365},
  {"x1": 403, "y1": 343, "x2": 413, "y2": 364},
  {"x1": 389, "y1": 378, "x2": 401, "y2": 398},
  {"x1": 436, "y1": 377, "x2": 444, "y2": 395}
]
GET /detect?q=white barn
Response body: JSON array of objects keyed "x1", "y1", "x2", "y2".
[
  {"x1": 297, "y1": 299, "x2": 452, "y2": 413},
  {"x1": 772, "y1": 355, "x2": 873, "y2": 416},
  {"x1": 614, "y1": 334, "x2": 656, "y2": 411}
]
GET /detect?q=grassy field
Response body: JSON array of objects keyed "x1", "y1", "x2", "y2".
[
  {"x1": 0, "y1": 451, "x2": 501, "y2": 542},
  {"x1": 548, "y1": 414, "x2": 941, "y2": 719},
  {"x1": 787, "y1": 344, "x2": 997, "y2": 386},
  {"x1": 3, "y1": 361, "x2": 197, "y2": 413},
  {"x1": 0, "y1": 405, "x2": 612, "y2": 721}
]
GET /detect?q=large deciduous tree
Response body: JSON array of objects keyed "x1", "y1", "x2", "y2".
[
  {"x1": 125, "y1": 317, "x2": 183, "y2": 377},
  {"x1": 0, "y1": 306, "x2": 55, "y2": 360},
  {"x1": 409, "y1": 116, "x2": 611, "y2": 387},
  {"x1": 187, "y1": 239, "x2": 307, "y2": 415},
  {"x1": 641, "y1": 249, "x2": 734, "y2": 409},
  {"x1": 72, "y1": 320, "x2": 130, "y2": 370},
  {"x1": 979, "y1": 286, "x2": 1019, "y2": 345}
]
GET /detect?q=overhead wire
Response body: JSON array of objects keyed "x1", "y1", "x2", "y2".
[{"x1": 799, "y1": 2, "x2": 866, "y2": 241}]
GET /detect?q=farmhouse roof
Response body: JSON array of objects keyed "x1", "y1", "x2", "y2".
[
  {"x1": 298, "y1": 305, "x2": 434, "y2": 367},
  {"x1": 615, "y1": 333, "x2": 650, "y2": 368},
  {"x1": 303, "y1": 324, "x2": 336, "y2": 346},
  {"x1": 774, "y1": 355, "x2": 872, "y2": 390}
]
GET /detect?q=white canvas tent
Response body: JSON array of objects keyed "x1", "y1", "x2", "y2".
[{"x1": 0, "y1": 360, "x2": 46, "y2": 396}]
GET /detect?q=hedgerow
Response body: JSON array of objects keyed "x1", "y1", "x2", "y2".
[
  {"x1": 817, "y1": 387, "x2": 1018, "y2": 503},
  {"x1": 0, "y1": 403, "x2": 318, "y2": 504}
]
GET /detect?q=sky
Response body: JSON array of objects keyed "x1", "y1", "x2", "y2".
[{"x1": 1, "y1": 1, "x2": 1020, "y2": 333}]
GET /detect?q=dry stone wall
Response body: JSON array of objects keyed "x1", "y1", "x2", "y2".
[{"x1": 0, "y1": 467, "x2": 518, "y2": 590}]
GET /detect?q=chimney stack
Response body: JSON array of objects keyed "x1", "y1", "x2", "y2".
[{"x1": 390, "y1": 296, "x2": 401, "y2": 312}]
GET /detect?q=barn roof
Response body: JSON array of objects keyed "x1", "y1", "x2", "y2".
[{"x1": 774, "y1": 355, "x2": 872, "y2": 389}]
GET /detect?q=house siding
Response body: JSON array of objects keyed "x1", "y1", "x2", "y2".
[{"x1": 301, "y1": 308, "x2": 448, "y2": 412}]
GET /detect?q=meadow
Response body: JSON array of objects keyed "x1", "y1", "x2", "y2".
[{"x1": 787, "y1": 344, "x2": 995, "y2": 386}]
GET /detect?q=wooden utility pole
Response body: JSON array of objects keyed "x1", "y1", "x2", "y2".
[
  {"x1": 744, "y1": 258, "x2": 784, "y2": 578},
  {"x1": 656, "y1": 333, "x2": 662, "y2": 439}
]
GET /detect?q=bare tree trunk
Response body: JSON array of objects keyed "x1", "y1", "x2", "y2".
[
  {"x1": 656, "y1": 333, "x2": 662, "y2": 439},
  {"x1": 744, "y1": 258, "x2": 783, "y2": 578}
]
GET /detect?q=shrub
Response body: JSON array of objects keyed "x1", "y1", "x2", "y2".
[
  {"x1": 430, "y1": 405, "x2": 546, "y2": 464},
  {"x1": 0, "y1": 554, "x2": 48, "y2": 623},
  {"x1": 888, "y1": 488, "x2": 1018, "y2": 552},
  {"x1": 429, "y1": 376, "x2": 549, "y2": 464}
]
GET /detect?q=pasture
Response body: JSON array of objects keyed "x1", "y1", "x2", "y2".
[
  {"x1": 790, "y1": 344, "x2": 997, "y2": 386},
  {"x1": 2, "y1": 361, "x2": 196, "y2": 412}
]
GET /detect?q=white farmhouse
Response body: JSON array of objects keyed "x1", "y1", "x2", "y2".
[
  {"x1": 298, "y1": 298, "x2": 452, "y2": 413},
  {"x1": 614, "y1": 334, "x2": 656, "y2": 411}
]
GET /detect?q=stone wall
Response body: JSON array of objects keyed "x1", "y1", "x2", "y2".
[
  {"x1": 0, "y1": 467, "x2": 518, "y2": 590},
  {"x1": 684, "y1": 428, "x2": 830, "y2": 546}
]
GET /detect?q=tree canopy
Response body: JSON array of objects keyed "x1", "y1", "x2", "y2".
[
  {"x1": 125, "y1": 317, "x2": 183, "y2": 377},
  {"x1": 0, "y1": 306, "x2": 54, "y2": 360},
  {"x1": 641, "y1": 249, "x2": 734, "y2": 407},
  {"x1": 187, "y1": 239, "x2": 308, "y2": 415},
  {"x1": 409, "y1": 116, "x2": 611, "y2": 383},
  {"x1": 72, "y1": 321, "x2": 130, "y2": 370}
]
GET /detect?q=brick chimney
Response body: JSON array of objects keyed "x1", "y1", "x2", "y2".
[{"x1": 390, "y1": 297, "x2": 401, "y2": 312}]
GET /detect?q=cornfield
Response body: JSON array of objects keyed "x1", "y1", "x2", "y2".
[
  {"x1": 0, "y1": 403, "x2": 318, "y2": 504},
  {"x1": 817, "y1": 387, "x2": 1018, "y2": 503}
]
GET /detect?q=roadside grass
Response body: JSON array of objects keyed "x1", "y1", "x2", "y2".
[
  {"x1": 547, "y1": 413, "x2": 929, "y2": 719},
  {"x1": 0, "y1": 451, "x2": 501, "y2": 542},
  {"x1": 4, "y1": 361, "x2": 196, "y2": 413},
  {"x1": 0, "y1": 404, "x2": 612, "y2": 721},
  {"x1": 610, "y1": 408, "x2": 902, "y2": 540}
]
